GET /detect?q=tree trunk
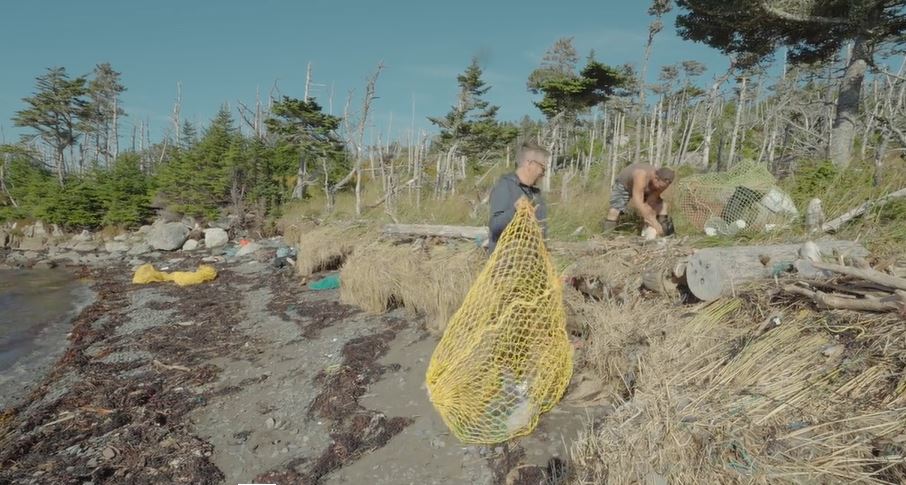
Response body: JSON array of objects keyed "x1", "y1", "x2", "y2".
[
  {"x1": 829, "y1": 38, "x2": 871, "y2": 168},
  {"x1": 727, "y1": 76, "x2": 746, "y2": 168},
  {"x1": 292, "y1": 155, "x2": 308, "y2": 199},
  {"x1": 634, "y1": 22, "x2": 659, "y2": 164}
]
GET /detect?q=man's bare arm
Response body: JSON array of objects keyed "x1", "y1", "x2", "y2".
[{"x1": 630, "y1": 170, "x2": 664, "y2": 235}]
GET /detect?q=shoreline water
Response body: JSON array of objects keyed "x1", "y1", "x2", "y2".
[{"x1": 0, "y1": 268, "x2": 95, "y2": 410}]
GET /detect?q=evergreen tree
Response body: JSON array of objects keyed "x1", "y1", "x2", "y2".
[
  {"x1": 675, "y1": 0, "x2": 906, "y2": 167},
  {"x1": 155, "y1": 106, "x2": 236, "y2": 218},
  {"x1": 13, "y1": 67, "x2": 89, "y2": 185},
  {"x1": 265, "y1": 96, "x2": 346, "y2": 199},
  {"x1": 95, "y1": 153, "x2": 151, "y2": 227},
  {"x1": 428, "y1": 58, "x2": 517, "y2": 166},
  {"x1": 85, "y1": 63, "x2": 126, "y2": 166},
  {"x1": 531, "y1": 57, "x2": 632, "y2": 119}
]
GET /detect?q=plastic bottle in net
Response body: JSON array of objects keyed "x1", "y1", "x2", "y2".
[
  {"x1": 425, "y1": 197, "x2": 573, "y2": 444},
  {"x1": 672, "y1": 161, "x2": 798, "y2": 234}
]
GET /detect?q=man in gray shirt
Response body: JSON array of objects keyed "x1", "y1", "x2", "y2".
[{"x1": 487, "y1": 141, "x2": 549, "y2": 253}]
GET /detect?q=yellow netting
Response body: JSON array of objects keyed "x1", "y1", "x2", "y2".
[
  {"x1": 132, "y1": 264, "x2": 217, "y2": 286},
  {"x1": 425, "y1": 197, "x2": 573, "y2": 444},
  {"x1": 671, "y1": 161, "x2": 799, "y2": 234}
]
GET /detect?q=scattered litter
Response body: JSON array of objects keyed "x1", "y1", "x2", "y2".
[{"x1": 308, "y1": 273, "x2": 341, "y2": 291}]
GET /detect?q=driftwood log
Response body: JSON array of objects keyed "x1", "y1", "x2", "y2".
[
  {"x1": 685, "y1": 241, "x2": 869, "y2": 301},
  {"x1": 821, "y1": 187, "x2": 906, "y2": 233}
]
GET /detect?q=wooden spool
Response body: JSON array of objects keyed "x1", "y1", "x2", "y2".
[{"x1": 686, "y1": 240, "x2": 869, "y2": 301}]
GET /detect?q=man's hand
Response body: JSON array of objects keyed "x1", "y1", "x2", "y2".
[{"x1": 650, "y1": 221, "x2": 665, "y2": 236}]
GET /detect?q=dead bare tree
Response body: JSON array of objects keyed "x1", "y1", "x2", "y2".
[{"x1": 334, "y1": 62, "x2": 384, "y2": 216}]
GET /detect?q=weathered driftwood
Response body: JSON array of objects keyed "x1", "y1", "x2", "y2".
[
  {"x1": 811, "y1": 261, "x2": 906, "y2": 291},
  {"x1": 383, "y1": 224, "x2": 487, "y2": 240},
  {"x1": 784, "y1": 284, "x2": 905, "y2": 313},
  {"x1": 641, "y1": 259, "x2": 687, "y2": 297},
  {"x1": 821, "y1": 187, "x2": 906, "y2": 233},
  {"x1": 685, "y1": 241, "x2": 869, "y2": 301}
]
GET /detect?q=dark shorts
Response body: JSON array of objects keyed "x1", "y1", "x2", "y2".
[{"x1": 609, "y1": 183, "x2": 631, "y2": 212}]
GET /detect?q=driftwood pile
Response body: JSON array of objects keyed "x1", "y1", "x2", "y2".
[{"x1": 784, "y1": 260, "x2": 906, "y2": 314}]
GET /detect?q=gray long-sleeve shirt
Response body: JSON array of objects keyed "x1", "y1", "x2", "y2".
[{"x1": 487, "y1": 173, "x2": 547, "y2": 253}]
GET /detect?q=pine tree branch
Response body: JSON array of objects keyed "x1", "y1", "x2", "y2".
[{"x1": 760, "y1": 2, "x2": 850, "y2": 25}]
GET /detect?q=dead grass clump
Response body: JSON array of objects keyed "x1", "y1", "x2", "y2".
[
  {"x1": 296, "y1": 224, "x2": 372, "y2": 276},
  {"x1": 340, "y1": 243, "x2": 419, "y2": 313},
  {"x1": 339, "y1": 240, "x2": 484, "y2": 333},
  {"x1": 398, "y1": 243, "x2": 484, "y2": 333},
  {"x1": 570, "y1": 295, "x2": 906, "y2": 484}
]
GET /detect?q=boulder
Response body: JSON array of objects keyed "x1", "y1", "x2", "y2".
[
  {"x1": 113, "y1": 234, "x2": 129, "y2": 242},
  {"x1": 71, "y1": 230, "x2": 93, "y2": 243},
  {"x1": 30, "y1": 221, "x2": 48, "y2": 238},
  {"x1": 128, "y1": 243, "x2": 152, "y2": 256},
  {"x1": 235, "y1": 242, "x2": 262, "y2": 258},
  {"x1": 105, "y1": 241, "x2": 131, "y2": 253},
  {"x1": 137, "y1": 225, "x2": 152, "y2": 234},
  {"x1": 51, "y1": 224, "x2": 65, "y2": 238},
  {"x1": 73, "y1": 242, "x2": 99, "y2": 253},
  {"x1": 204, "y1": 228, "x2": 229, "y2": 249},
  {"x1": 18, "y1": 237, "x2": 47, "y2": 251},
  {"x1": 147, "y1": 222, "x2": 190, "y2": 251},
  {"x1": 182, "y1": 239, "x2": 199, "y2": 251}
]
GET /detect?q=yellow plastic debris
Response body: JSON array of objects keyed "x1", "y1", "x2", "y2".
[
  {"x1": 132, "y1": 264, "x2": 217, "y2": 286},
  {"x1": 425, "y1": 197, "x2": 573, "y2": 444}
]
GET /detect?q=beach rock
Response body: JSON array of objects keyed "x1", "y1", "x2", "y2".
[
  {"x1": 147, "y1": 222, "x2": 190, "y2": 251},
  {"x1": 33, "y1": 259, "x2": 57, "y2": 270},
  {"x1": 73, "y1": 242, "x2": 99, "y2": 253},
  {"x1": 182, "y1": 239, "x2": 199, "y2": 251},
  {"x1": 18, "y1": 237, "x2": 47, "y2": 251},
  {"x1": 29, "y1": 221, "x2": 48, "y2": 238},
  {"x1": 105, "y1": 241, "x2": 130, "y2": 253},
  {"x1": 204, "y1": 228, "x2": 229, "y2": 249},
  {"x1": 235, "y1": 242, "x2": 262, "y2": 258},
  {"x1": 71, "y1": 230, "x2": 93, "y2": 243},
  {"x1": 128, "y1": 243, "x2": 152, "y2": 256}
]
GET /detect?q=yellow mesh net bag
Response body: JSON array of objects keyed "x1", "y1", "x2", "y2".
[
  {"x1": 671, "y1": 161, "x2": 799, "y2": 235},
  {"x1": 425, "y1": 197, "x2": 573, "y2": 444}
]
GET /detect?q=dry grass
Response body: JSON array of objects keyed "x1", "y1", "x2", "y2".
[
  {"x1": 569, "y1": 291, "x2": 906, "y2": 484},
  {"x1": 295, "y1": 223, "x2": 373, "y2": 276},
  {"x1": 339, "y1": 240, "x2": 484, "y2": 333}
]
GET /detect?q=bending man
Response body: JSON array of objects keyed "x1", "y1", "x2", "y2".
[
  {"x1": 603, "y1": 163, "x2": 675, "y2": 236},
  {"x1": 487, "y1": 141, "x2": 549, "y2": 253}
]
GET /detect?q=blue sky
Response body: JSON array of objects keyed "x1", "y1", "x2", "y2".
[{"x1": 0, "y1": 0, "x2": 733, "y2": 144}]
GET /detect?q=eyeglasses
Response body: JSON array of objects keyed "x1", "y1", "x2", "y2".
[{"x1": 529, "y1": 159, "x2": 547, "y2": 175}]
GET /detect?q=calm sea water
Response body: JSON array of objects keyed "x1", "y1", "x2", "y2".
[{"x1": 0, "y1": 269, "x2": 93, "y2": 408}]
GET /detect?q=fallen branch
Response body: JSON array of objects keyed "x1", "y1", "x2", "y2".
[
  {"x1": 811, "y1": 261, "x2": 906, "y2": 291},
  {"x1": 783, "y1": 284, "x2": 903, "y2": 312},
  {"x1": 153, "y1": 359, "x2": 191, "y2": 372},
  {"x1": 821, "y1": 187, "x2": 906, "y2": 233},
  {"x1": 41, "y1": 412, "x2": 76, "y2": 428}
]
